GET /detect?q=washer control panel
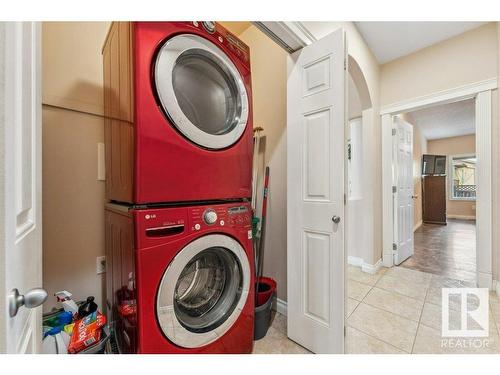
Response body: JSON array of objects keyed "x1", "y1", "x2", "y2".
[{"x1": 189, "y1": 204, "x2": 251, "y2": 232}]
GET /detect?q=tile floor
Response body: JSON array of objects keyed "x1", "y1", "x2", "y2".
[
  {"x1": 252, "y1": 311, "x2": 311, "y2": 354},
  {"x1": 347, "y1": 265, "x2": 500, "y2": 354},
  {"x1": 401, "y1": 219, "x2": 476, "y2": 283},
  {"x1": 254, "y1": 265, "x2": 500, "y2": 354}
]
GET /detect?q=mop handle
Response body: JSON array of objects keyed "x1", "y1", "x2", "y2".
[{"x1": 261, "y1": 167, "x2": 270, "y2": 218}]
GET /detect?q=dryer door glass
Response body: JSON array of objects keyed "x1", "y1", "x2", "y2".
[
  {"x1": 156, "y1": 234, "x2": 250, "y2": 348},
  {"x1": 155, "y1": 34, "x2": 249, "y2": 149},
  {"x1": 172, "y1": 50, "x2": 241, "y2": 136}
]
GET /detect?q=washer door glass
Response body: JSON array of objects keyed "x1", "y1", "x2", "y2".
[
  {"x1": 155, "y1": 34, "x2": 249, "y2": 149},
  {"x1": 156, "y1": 234, "x2": 250, "y2": 348}
]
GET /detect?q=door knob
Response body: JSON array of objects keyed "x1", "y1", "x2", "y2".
[
  {"x1": 332, "y1": 215, "x2": 341, "y2": 224},
  {"x1": 9, "y1": 288, "x2": 48, "y2": 317}
]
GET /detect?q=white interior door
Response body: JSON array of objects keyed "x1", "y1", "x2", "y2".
[
  {"x1": 393, "y1": 117, "x2": 414, "y2": 265},
  {"x1": 287, "y1": 29, "x2": 345, "y2": 354},
  {"x1": 0, "y1": 22, "x2": 43, "y2": 353}
]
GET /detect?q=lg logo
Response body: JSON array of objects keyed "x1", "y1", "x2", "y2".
[{"x1": 145, "y1": 214, "x2": 156, "y2": 220}]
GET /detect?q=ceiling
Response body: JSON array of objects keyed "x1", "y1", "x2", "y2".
[
  {"x1": 408, "y1": 99, "x2": 475, "y2": 141},
  {"x1": 354, "y1": 22, "x2": 487, "y2": 64}
]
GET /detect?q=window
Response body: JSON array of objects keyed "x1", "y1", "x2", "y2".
[{"x1": 450, "y1": 155, "x2": 476, "y2": 200}]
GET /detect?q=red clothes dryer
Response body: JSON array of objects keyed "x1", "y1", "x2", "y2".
[
  {"x1": 105, "y1": 201, "x2": 254, "y2": 354},
  {"x1": 103, "y1": 22, "x2": 253, "y2": 205}
]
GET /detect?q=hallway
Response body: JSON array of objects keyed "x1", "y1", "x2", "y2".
[{"x1": 400, "y1": 219, "x2": 476, "y2": 283}]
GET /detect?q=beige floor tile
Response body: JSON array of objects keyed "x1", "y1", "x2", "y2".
[
  {"x1": 421, "y1": 301, "x2": 497, "y2": 334},
  {"x1": 347, "y1": 280, "x2": 372, "y2": 301},
  {"x1": 425, "y1": 287, "x2": 481, "y2": 312},
  {"x1": 346, "y1": 327, "x2": 406, "y2": 354},
  {"x1": 363, "y1": 287, "x2": 424, "y2": 322},
  {"x1": 490, "y1": 302, "x2": 500, "y2": 335},
  {"x1": 375, "y1": 274, "x2": 429, "y2": 300},
  {"x1": 252, "y1": 326, "x2": 311, "y2": 354},
  {"x1": 347, "y1": 265, "x2": 385, "y2": 286},
  {"x1": 346, "y1": 298, "x2": 360, "y2": 318},
  {"x1": 270, "y1": 312, "x2": 287, "y2": 335},
  {"x1": 385, "y1": 267, "x2": 433, "y2": 284},
  {"x1": 413, "y1": 323, "x2": 500, "y2": 354},
  {"x1": 347, "y1": 303, "x2": 418, "y2": 352}
]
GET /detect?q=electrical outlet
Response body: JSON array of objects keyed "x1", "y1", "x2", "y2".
[{"x1": 96, "y1": 256, "x2": 106, "y2": 275}]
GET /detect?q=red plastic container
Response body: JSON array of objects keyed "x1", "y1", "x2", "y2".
[{"x1": 255, "y1": 277, "x2": 277, "y2": 307}]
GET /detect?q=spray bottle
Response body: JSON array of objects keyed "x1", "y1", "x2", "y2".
[{"x1": 55, "y1": 290, "x2": 79, "y2": 316}]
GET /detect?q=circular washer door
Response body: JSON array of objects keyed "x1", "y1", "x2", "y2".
[
  {"x1": 156, "y1": 234, "x2": 250, "y2": 348},
  {"x1": 154, "y1": 34, "x2": 249, "y2": 150}
]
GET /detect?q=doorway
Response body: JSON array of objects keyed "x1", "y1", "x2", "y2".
[
  {"x1": 382, "y1": 84, "x2": 494, "y2": 289},
  {"x1": 395, "y1": 99, "x2": 477, "y2": 284}
]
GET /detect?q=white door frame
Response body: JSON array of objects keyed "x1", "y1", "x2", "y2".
[{"x1": 381, "y1": 78, "x2": 496, "y2": 289}]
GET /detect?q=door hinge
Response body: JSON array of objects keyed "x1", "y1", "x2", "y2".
[
  {"x1": 344, "y1": 326, "x2": 346, "y2": 337},
  {"x1": 344, "y1": 193, "x2": 346, "y2": 205},
  {"x1": 392, "y1": 128, "x2": 397, "y2": 136},
  {"x1": 392, "y1": 185, "x2": 397, "y2": 193},
  {"x1": 393, "y1": 243, "x2": 397, "y2": 250},
  {"x1": 344, "y1": 58, "x2": 347, "y2": 71}
]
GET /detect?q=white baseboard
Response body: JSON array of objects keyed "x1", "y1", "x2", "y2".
[
  {"x1": 348, "y1": 256, "x2": 382, "y2": 275},
  {"x1": 446, "y1": 214, "x2": 476, "y2": 220},
  {"x1": 347, "y1": 255, "x2": 363, "y2": 267},
  {"x1": 272, "y1": 297, "x2": 287, "y2": 316},
  {"x1": 413, "y1": 220, "x2": 423, "y2": 232}
]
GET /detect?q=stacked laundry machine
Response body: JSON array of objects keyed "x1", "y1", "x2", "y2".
[{"x1": 103, "y1": 22, "x2": 254, "y2": 354}]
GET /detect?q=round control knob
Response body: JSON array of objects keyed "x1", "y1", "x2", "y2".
[
  {"x1": 203, "y1": 210, "x2": 217, "y2": 225},
  {"x1": 202, "y1": 21, "x2": 216, "y2": 33},
  {"x1": 194, "y1": 223, "x2": 201, "y2": 230}
]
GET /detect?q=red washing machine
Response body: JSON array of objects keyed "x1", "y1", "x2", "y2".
[
  {"x1": 103, "y1": 22, "x2": 253, "y2": 205},
  {"x1": 105, "y1": 201, "x2": 254, "y2": 354}
]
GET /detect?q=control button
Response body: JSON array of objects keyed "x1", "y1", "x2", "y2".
[
  {"x1": 202, "y1": 21, "x2": 216, "y2": 33},
  {"x1": 218, "y1": 36, "x2": 223, "y2": 43},
  {"x1": 192, "y1": 21, "x2": 199, "y2": 27},
  {"x1": 194, "y1": 224, "x2": 201, "y2": 231},
  {"x1": 220, "y1": 220, "x2": 225, "y2": 226},
  {"x1": 203, "y1": 209, "x2": 217, "y2": 225}
]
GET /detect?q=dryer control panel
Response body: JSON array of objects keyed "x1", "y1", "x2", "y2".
[{"x1": 189, "y1": 21, "x2": 250, "y2": 65}]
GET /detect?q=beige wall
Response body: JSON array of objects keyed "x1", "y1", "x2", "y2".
[
  {"x1": 427, "y1": 135, "x2": 476, "y2": 219},
  {"x1": 381, "y1": 22, "x2": 499, "y2": 281},
  {"x1": 225, "y1": 24, "x2": 289, "y2": 301},
  {"x1": 42, "y1": 22, "x2": 110, "y2": 312},
  {"x1": 381, "y1": 23, "x2": 498, "y2": 106}
]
